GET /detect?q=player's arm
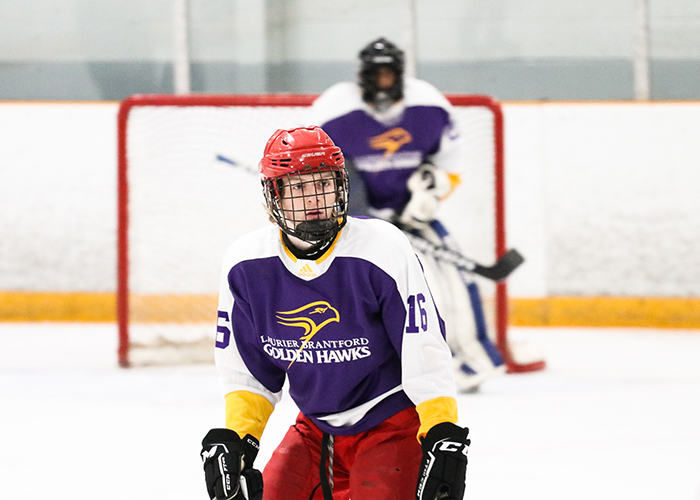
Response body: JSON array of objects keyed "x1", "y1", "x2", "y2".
[
  {"x1": 384, "y1": 230, "x2": 471, "y2": 500},
  {"x1": 405, "y1": 328, "x2": 471, "y2": 500},
  {"x1": 201, "y1": 252, "x2": 281, "y2": 500},
  {"x1": 201, "y1": 391, "x2": 273, "y2": 500},
  {"x1": 202, "y1": 348, "x2": 271, "y2": 500},
  {"x1": 426, "y1": 112, "x2": 465, "y2": 177},
  {"x1": 200, "y1": 388, "x2": 274, "y2": 499},
  {"x1": 202, "y1": 356, "x2": 273, "y2": 500},
  {"x1": 413, "y1": 391, "x2": 471, "y2": 500},
  {"x1": 223, "y1": 390, "x2": 274, "y2": 441},
  {"x1": 415, "y1": 417, "x2": 471, "y2": 500},
  {"x1": 201, "y1": 360, "x2": 276, "y2": 500}
]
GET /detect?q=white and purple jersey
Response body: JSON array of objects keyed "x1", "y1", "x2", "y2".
[
  {"x1": 308, "y1": 78, "x2": 464, "y2": 220},
  {"x1": 215, "y1": 217, "x2": 457, "y2": 435}
]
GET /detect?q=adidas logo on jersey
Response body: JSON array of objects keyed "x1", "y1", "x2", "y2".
[{"x1": 297, "y1": 263, "x2": 317, "y2": 278}]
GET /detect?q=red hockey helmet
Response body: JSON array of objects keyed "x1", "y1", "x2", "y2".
[
  {"x1": 259, "y1": 126, "x2": 348, "y2": 243},
  {"x1": 259, "y1": 126, "x2": 345, "y2": 179}
]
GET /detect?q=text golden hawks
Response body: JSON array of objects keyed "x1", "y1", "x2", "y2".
[{"x1": 259, "y1": 300, "x2": 372, "y2": 366}]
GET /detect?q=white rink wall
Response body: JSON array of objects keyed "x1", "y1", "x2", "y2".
[
  {"x1": 0, "y1": 103, "x2": 118, "y2": 292},
  {"x1": 1, "y1": 101, "x2": 699, "y2": 299},
  {"x1": 505, "y1": 102, "x2": 700, "y2": 298}
]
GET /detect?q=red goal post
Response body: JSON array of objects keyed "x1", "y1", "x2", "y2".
[{"x1": 117, "y1": 93, "x2": 545, "y2": 373}]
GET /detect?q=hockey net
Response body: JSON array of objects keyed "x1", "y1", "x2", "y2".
[{"x1": 117, "y1": 94, "x2": 545, "y2": 372}]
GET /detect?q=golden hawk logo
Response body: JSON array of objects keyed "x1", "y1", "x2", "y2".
[
  {"x1": 369, "y1": 128, "x2": 412, "y2": 157},
  {"x1": 276, "y1": 301, "x2": 340, "y2": 368}
]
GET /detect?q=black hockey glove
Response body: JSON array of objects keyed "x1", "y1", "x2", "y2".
[
  {"x1": 201, "y1": 428, "x2": 263, "y2": 500},
  {"x1": 416, "y1": 422, "x2": 470, "y2": 500}
]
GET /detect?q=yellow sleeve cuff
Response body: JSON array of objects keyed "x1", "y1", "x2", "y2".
[
  {"x1": 415, "y1": 396, "x2": 459, "y2": 441},
  {"x1": 224, "y1": 390, "x2": 275, "y2": 441}
]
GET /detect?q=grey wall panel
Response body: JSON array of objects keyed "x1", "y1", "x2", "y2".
[
  {"x1": 1, "y1": 0, "x2": 699, "y2": 101},
  {"x1": 1, "y1": 59, "x2": 699, "y2": 102},
  {"x1": 651, "y1": 60, "x2": 700, "y2": 100},
  {"x1": 421, "y1": 60, "x2": 635, "y2": 101},
  {"x1": 0, "y1": 63, "x2": 174, "y2": 101},
  {"x1": 265, "y1": 62, "x2": 357, "y2": 94}
]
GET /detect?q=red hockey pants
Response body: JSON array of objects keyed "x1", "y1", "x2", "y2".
[{"x1": 262, "y1": 407, "x2": 422, "y2": 500}]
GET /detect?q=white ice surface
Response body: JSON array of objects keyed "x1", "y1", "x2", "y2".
[{"x1": 1, "y1": 323, "x2": 699, "y2": 500}]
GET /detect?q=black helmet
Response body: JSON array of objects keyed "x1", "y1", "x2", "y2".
[{"x1": 358, "y1": 37, "x2": 405, "y2": 110}]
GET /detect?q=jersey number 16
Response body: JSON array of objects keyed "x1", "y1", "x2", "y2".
[{"x1": 406, "y1": 293, "x2": 427, "y2": 333}]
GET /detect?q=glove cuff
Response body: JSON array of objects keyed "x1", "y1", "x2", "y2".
[
  {"x1": 202, "y1": 427, "x2": 240, "y2": 446},
  {"x1": 202, "y1": 428, "x2": 260, "y2": 466},
  {"x1": 421, "y1": 422, "x2": 470, "y2": 452},
  {"x1": 240, "y1": 434, "x2": 260, "y2": 467}
]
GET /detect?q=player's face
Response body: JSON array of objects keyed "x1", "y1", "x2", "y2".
[
  {"x1": 280, "y1": 170, "x2": 337, "y2": 227},
  {"x1": 375, "y1": 66, "x2": 396, "y2": 90}
]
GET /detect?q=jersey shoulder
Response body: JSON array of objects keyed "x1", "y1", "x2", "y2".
[
  {"x1": 403, "y1": 77, "x2": 454, "y2": 111},
  {"x1": 308, "y1": 82, "x2": 366, "y2": 126},
  {"x1": 338, "y1": 217, "x2": 417, "y2": 276},
  {"x1": 222, "y1": 224, "x2": 279, "y2": 269}
]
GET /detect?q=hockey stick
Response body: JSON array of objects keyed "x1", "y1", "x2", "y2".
[
  {"x1": 215, "y1": 152, "x2": 522, "y2": 280},
  {"x1": 403, "y1": 232, "x2": 524, "y2": 281},
  {"x1": 216, "y1": 154, "x2": 258, "y2": 174}
]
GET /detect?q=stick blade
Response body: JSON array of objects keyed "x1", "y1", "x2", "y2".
[{"x1": 474, "y1": 248, "x2": 524, "y2": 281}]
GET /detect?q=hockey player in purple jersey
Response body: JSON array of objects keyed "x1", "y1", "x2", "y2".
[
  {"x1": 308, "y1": 37, "x2": 505, "y2": 392},
  {"x1": 200, "y1": 126, "x2": 470, "y2": 500}
]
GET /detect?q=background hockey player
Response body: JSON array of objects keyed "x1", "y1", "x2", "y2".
[
  {"x1": 308, "y1": 37, "x2": 505, "y2": 391},
  {"x1": 200, "y1": 126, "x2": 470, "y2": 500}
]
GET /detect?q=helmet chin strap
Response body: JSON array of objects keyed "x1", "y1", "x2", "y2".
[
  {"x1": 295, "y1": 219, "x2": 339, "y2": 243},
  {"x1": 282, "y1": 222, "x2": 337, "y2": 261}
]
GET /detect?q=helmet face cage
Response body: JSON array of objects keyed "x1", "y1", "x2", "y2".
[
  {"x1": 359, "y1": 37, "x2": 405, "y2": 109},
  {"x1": 263, "y1": 165, "x2": 349, "y2": 243}
]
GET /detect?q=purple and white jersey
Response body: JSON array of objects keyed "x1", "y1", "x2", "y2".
[
  {"x1": 308, "y1": 78, "x2": 464, "y2": 220},
  {"x1": 215, "y1": 217, "x2": 456, "y2": 435}
]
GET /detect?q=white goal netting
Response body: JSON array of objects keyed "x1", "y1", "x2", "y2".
[{"x1": 117, "y1": 95, "x2": 508, "y2": 367}]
